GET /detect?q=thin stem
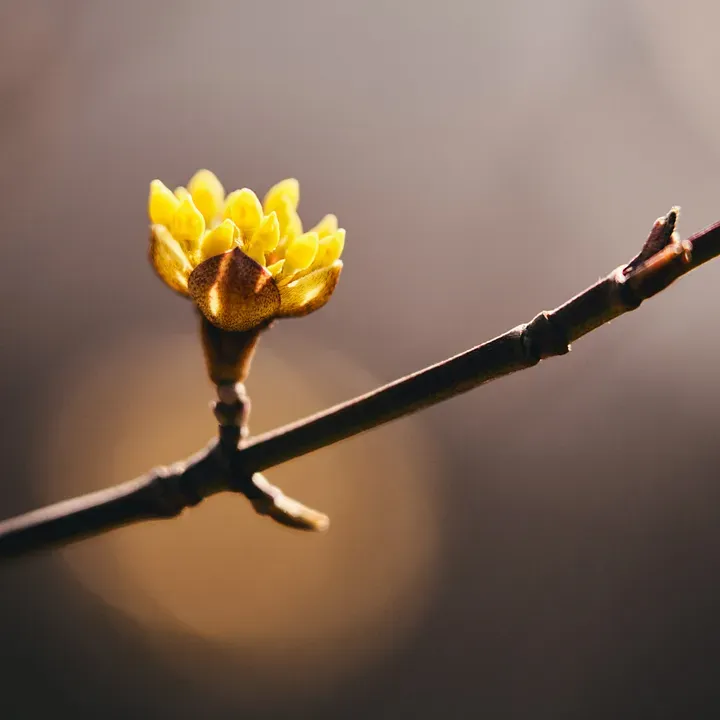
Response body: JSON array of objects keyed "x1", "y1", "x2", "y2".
[
  {"x1": 1, "y1": 209, "x2": 719, "y2": 559},
  {"x1": 236, "y1": 327, "x2": 533, "y2": 473}
]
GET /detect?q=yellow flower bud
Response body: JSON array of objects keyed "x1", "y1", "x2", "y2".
[
  {"x1": 148, "y1": 180, "x2": 180, "y2": 227},
  {"x1": 309, "y1": 214, "x2": 338, "y2": 238},
  {"x1": 284, "y1": 231, "x2": 319, "y2": 275},
  {"x1": 263, "y1": 178, "x2": 299, "y2": 215},
  {"x1": 188, "y1": 169, "x2": 225, "y2": 224},
  {"x1": 148, "y1": 171, "x2": 346, "y2": 326},
  {"x1": 171, "y1": 196, "x2": 206, "y2": 247},
  {"x1": 225, "y1": 188, "x2": 263, "y2": 234},
  {"x1": 200, "y1": 218, "x2": 238, "y2": 261}
]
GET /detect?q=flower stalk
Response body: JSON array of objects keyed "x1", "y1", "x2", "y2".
[{"x1": 201, "y1": 314, "x2": 330, "y2": 531}]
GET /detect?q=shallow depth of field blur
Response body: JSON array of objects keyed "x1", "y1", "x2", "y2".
[{"x1": 2, "y1": 1, "x2": 720, "y2": 718}]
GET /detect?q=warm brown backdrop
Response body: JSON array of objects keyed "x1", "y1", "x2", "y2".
[{"x1": 2, "y1": 1, "x2": 720, "y2": 718}]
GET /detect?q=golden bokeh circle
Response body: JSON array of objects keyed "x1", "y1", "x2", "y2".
[{"x1": 39, "y1": 329, "x2": 440, "y2": 703}]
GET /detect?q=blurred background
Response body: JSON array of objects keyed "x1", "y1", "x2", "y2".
[{"x1": 2, "y1": 0, "x2": 720, "y2": 717}]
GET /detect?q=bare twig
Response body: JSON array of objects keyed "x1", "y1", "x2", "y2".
[{"x1": 1, "y1": 210, "x2": 719, "y2": 560}]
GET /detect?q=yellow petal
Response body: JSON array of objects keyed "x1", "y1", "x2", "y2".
[
  {"x1": 309, "y1": 214, "x2": 338, "y2": 238},
  {"x1": 171, "y1": 196, "x2": 206, "y2": 250},
  {"x1": 263, "y1": 178, "x2": 299, "y2": 214},
  {"x1": 277, "y1": 260, "x2": 342, "y2": 318},
  {"x1": 174, "y1": 186, "x2": 191, "y2": 201},
  {"x1": 316, "y1": 228, "x2": 346, "y2": 267},
  {"x1": 188, "y1": 169, "x2": 225, "y2": 224},
  {"x1": 267, "y1": 259, "x2": 285, "y2": 277},
  {"x1": 148, "y1": 180, "x2": 180, "y2": 226},
  {"x1": 284, "y1": 231, "x2": 319, "y2": 276},
  {"x1": 148, "y1": 225, "x2": 193, "y2": 296},
  {"x1": 250, "y1": 211, "x2": 280, "y2": 254},
  {"x1": 243, "y1": 245, "x2": 266, "y2": 266},
  {"x1": 224, "y1": 188, "x2": 263, "y2": 234},
  {"x1": 188, "y1": 247, "x2": 281, "y2": 332},
  {"x1": 274, "y1": 197, "x2": 303, "y2": 241},
  {"x1": 327, "y1": 229, "x2": 346, "y2": 262},
  {"x1": 200, "y1": 218, "x2": 238, "y2": 261}
]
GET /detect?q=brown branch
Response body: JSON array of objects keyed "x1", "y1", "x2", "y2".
[
  {"x1": 235, "y1": 211, "x2": 719, "y2": 472},
  {"x1": 1, "y1": 209, "x2": 719, "y2": 560}
]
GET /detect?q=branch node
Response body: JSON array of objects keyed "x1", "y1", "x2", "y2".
[{"x1": 522, "y1": 311, "x2": 571, "y2": 363}]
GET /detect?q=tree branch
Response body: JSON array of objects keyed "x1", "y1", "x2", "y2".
[
  {"x1": 1, "y1": 209, "x2": 718, "y2": 560},
  {"x1": 235, "y1": 210, "x2": 717, "y2": 472}
]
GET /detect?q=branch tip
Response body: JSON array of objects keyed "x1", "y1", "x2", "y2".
[{"x1": 625, "y1": 205, "x2": 681, "y2": 276}]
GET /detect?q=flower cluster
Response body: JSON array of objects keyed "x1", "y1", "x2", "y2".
[{"x1": 148, "y1": 170, "x2": 345, "y2": 332}]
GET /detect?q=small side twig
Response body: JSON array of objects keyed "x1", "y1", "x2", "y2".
[
  {"x1": 215, "y1": 380, "x2": 330, "y2": 532},
  {"x1": 1, "y1": 209, "x2": 718, "y2": 560}
]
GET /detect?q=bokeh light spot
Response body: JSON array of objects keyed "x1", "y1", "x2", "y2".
[{"x1": 39, "y1": 330, "x2": 441, "y2": 705}]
